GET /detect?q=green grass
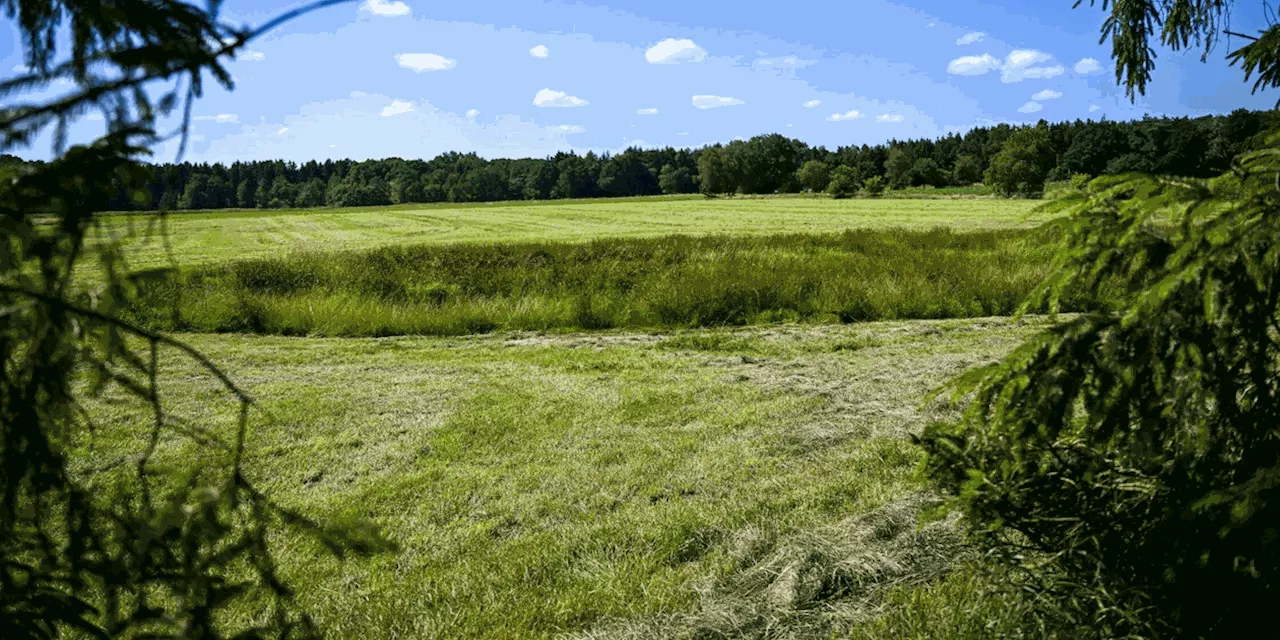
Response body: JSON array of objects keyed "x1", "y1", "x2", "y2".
[
  {"x1": 95, "y1": 195, "x2": 1046, "y2": 271},
  {"x1": 79, "y1": 317, "x2": 1052, "y2": 639},
  {"x1": 124, "y1": 227, "x2": 1079, "y2": 337}
]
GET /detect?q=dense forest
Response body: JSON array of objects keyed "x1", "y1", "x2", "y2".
[{"x1": 8, "y1": 108, "x2": 1277, "y2": 210}]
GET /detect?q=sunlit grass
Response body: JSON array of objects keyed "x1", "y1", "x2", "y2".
[{"x1": 80, "y1": 318, "x2": 1052, "y2": 639}]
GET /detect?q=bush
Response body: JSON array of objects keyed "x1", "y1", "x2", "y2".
[
  {"x1": 860, "y1": 175, "x2": 886, "y2": 197},
  {"x1": 826, "y1": 166, "x2": 861, "y2": 199}
]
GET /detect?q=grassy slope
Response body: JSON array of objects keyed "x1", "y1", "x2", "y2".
[
  {"x1": 81, "y1": 318, "x2": 1046, "y2": 639},
  {"x1": 98, "y1": 195, "x2": 1045, "y2": 270}
]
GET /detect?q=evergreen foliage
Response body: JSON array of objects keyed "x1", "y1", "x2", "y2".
[
  {"x1": 919, "y1": 1, "x2": 1280, "y2": 636},
  {"x1": 0, "y1": 2, "x2": 388, "y2": 637}
]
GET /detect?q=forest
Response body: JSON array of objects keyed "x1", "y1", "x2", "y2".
[{"x1": 7, "y1": 108, "x2": 1275, "y2": 211}]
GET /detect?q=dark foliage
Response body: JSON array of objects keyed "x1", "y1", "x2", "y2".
[
  {"x1": 920, "y1": 1, "x2": 1280, "y2": 637},
  {"x1": 0, "y1": 2, "x2": 389, "y2": 638}
]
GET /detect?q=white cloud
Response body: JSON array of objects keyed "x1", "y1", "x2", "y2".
[
  {"x1": 803, "y1": 99, "x2": 822, "y2": 108},
  {"x1": 12, "y1": 64, "x2": 27, "y2": 73},
  {"x1": 637, "y1": 107, "x2": 659, "y2": 115},
  {"x1": 553, "y1": 124, "x2": 586, "y2": 134},
  {"x1": 194, "y1": 113, "x2": 240, "y2": 124},
  {"x1": 530, "y1": 45, "x2": 549, "y2": 59},
  {"x1": 1002, "y1": 49, "x2": 1064, "y2": 82},
  {"x1": 956, "y1": 32, "x2": 985, "y2": 45},
  {"x1": 86, "y1": 112, "x2": 104, "y2": 121},
  {"x1": 395, "y1": 53, "x2": 456, "y2": 72},
  {"x1": 947, "y1": 53, "x2": 1001, "y2": 75},
  {"x1": 1032, "y1": 89, "x2": 1063, "y2": 100},
  {"x1": 646, "y1": 38, "x2": 708, "y2": 64},
  {"x1": 380, "y1": 99, "x2": 414, "y2": 116},
  {"x1": 692, "y1": 95, "x2": 744, "y2": 109},
  {"x1": 1075, "y1": 57, "x2": 1103, "y2": 75},
  {"x1": 877, "y1": 113, "x2": 904, "y2": 123},
  {"x1": 466, "y1": 109, "x2": 480, "y2": 118},
  {"x1": 276, "y1": 127, "x2": 289, "y2": 135},
  {"x1": 1018, "y1": 101, "x2": 1043, "y2": 113},
  {"x1": 1089, "y1": 104, "x2": 1102, "y2": 113},
  {"x1": 242, "y1": 50, "x2": 266, "y2": 62},
  {"x1": 534, "y1": 88, "x2": 590, "y2": 107},
  {"x1": 827, "y1": 110, "x2": 864, "y2": 122},
  {"x1": 361, "y1": 0, "x2": 411, "y2": 17},
  {"x1": 950, "y1": 49, "x2": 1065, "y2": 82}
]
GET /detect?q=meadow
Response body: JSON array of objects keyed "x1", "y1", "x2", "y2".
[
  {"x1": 124, "y1": 228, "x2": 1078, "y2": 337},
  {"x1": 83, "y1": 195, "x2": 1066, "y2": 638},
  {"x1": 83, "y1": 317, "x2": 1049, "y2": 639},
  {"x1": 97, "y1": 195, "x2": 1045, "y2": 270}
]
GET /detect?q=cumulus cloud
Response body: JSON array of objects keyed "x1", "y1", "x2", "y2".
[
  {"x1": 876, "y1": 113, "x2": 904, "y2": 123},
  {"x1": 552, "y1": 124, "x2": 586, "y2": 134},
  {"x1": 827, "y1": 110, "x2": 864, "y2": 121},
  {"x1": 1018, "y1": 101, "x2": 1043, "y2": 113},
  {"x1": 1089, "y1": 104, "x2": 1102, "y2": 113},
  {"x1": 1032, "y1": 89, "x2": 1063, "y2": 100},
  {"x1": 534, "y1": 88, "x2": 590, "y2": 107},
  {"x1": 1002, "y1": 49, "x2": 1064, "y2": 82},
  {"x1": 956, "y1": 32, "x2": 985, "y2": 45},
  {"x1": 361, "y1": 0, "x2": 411, "y2": 16},
  {"x1": 380, "y1": 99, "x2": 414, "y2": 116},
  {"x1": 395, "y1": 53, "x2": 456, "y2": 72},
  {"x1": 804, "y1": 99, "x2": 822, "y2": 108},
  {"x1": 692, "y1": 95, "x2": 744, "y2": 109},
  {"x1": 194, "y1": 113, "x2": 240, "y2": 124},
  {"x1": 637, "y1": 108, "x2": 658, "y2": 115},
  {"x1": 466, "y1": 109, "x2": 480, "y2": 118},
  {"x1": 1075, "y1": 57, "x2": 1103, "y2": 75},
  {"x1": 530, "y1": 45, "x2": 549, "y2": 59},
  {"x1": 947, "y1": 53, "x2": 1001, "y2": 75},
  {"x1": 646, "y1": 38, "x2": 707, "y2": 64},
  {"x1": 949, "y1": 49, "x2": 1065, "y2": 82}
]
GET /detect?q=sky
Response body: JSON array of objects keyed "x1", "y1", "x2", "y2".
[{"x1": 3, "y1": 0, "x2": 1277, "y2": 163}]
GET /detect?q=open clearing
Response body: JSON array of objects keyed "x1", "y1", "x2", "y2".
[
  {"x1": 98, "y1": 196, "x2": 1045, "y2": 270},
  {"x1": 82, "y1": 317, "x2": 1047, "y2": 639}
]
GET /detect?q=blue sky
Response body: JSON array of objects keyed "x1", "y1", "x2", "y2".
[{"x1": 4, "y1": 0, "x2": 1276, "y2": 163}]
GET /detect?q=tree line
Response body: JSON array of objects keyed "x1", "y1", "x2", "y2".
[{"x1": 5, "y1": 107, "x2": 1275, "y2": 211}]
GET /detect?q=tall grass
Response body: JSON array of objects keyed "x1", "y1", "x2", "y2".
[{"x1": 125, "y1": 227, "x2": 1080, "y2": 337}]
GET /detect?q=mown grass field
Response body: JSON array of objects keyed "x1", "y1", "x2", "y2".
[
  {"x1": 81, "y1": 195, "x2": 1066, "y2": 637},
  {"x1": 82, "y1": 318, "x2": 1048, "y2": 639},
  {"x1": 98, "y1": 195, "x2": 1045, "y2": 270}
]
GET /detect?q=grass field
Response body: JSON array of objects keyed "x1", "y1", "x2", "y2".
[
  {"x1": 97, "y1": 195, "x2": 1046, "y2": 271},
  {"x1": 81, "y1": 317, "x2": 1048, "y2": 639},
  {"x1": 125, "y1": 227, "x2": 1076, "y2": 337},
  {"x1": 76, "y1": 194, "x2": 1072, "y2": 637}
]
